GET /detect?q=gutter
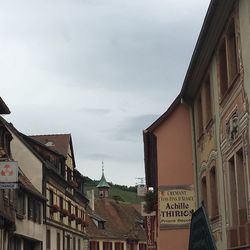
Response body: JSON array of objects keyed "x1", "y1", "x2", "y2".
[{"x1": 191, "y1": 103, "x2": 199, "y2": 208}]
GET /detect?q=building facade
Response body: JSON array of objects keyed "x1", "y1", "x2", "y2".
[
  {"x1": 1, "y1": 116, "x2": 89, "y2": 250},
  {"x1": 86, "y1": 171, "x2": 147, "y2": 250},
  {"x1": 143, "y1": 0, "x2": 250, "y2": 249},
  {"x1": 143, "y1": 97, "x2": 195, "y2": 250},
  {"x1": 181, "y1": 0, "x2": 250, "y2": 248},
  {"x1": 23, "y1": 134, "x2": 89, "y2": 250},
  {"x1": 0, "y1": 99, "x2": 45, "y2": 250},
  {"x1": 0, "y1": 100, "x2": 16, "y2": 250}
]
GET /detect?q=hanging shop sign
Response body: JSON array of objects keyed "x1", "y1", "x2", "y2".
[
  {"x1": 159, "y1": 185, "x2": 196, "y2": 229},
  {"x1": 137, "y1": 184, "x2": 147, "y2": 197},
  {"x1": 146, "y1": 216, "x2": 156, "y2": 250},
  {"x1": 0, "y1": 161, "x2": 18, "y2": 189}
]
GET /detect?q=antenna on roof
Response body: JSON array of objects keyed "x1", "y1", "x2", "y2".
[{"x1": 136, "y1": 177, "x2": 145, "y2": 186}]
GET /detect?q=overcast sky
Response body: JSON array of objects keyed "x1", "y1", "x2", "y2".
[{"x1": 0, "y1": 0, "x2": 210, "y2": 186}]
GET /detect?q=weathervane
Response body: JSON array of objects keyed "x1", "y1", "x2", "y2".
[{"x1": 102, "y1": 161, "x2": 104, "y2": 175}]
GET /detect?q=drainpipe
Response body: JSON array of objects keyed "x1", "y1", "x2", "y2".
[{"x1": 191, "y1": 103, "x2": 200, "y2": 208}]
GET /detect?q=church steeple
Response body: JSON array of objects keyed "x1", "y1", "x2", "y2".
[{"x1": 96, "y1": 162, "x2": 110, "y2": 198}]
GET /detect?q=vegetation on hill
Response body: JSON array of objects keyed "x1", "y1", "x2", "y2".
[{"x1": 83, "y1": 176, "x2": 144, "y2": 204}]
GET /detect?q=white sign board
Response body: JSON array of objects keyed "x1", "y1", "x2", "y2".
[
  {"x1": 0, "y1": 183, "x2": 18, "y2": 189},
  {"x1": 0, "y1": 161, "x2": 18, "y2": 183},
  {"x1": 137, "y1": 184, "x2": 147, "y2": 197}
]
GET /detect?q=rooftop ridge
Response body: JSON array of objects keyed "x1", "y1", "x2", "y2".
[{"x1": 29, "y1": 133, "x2": 71, "y2": 137}]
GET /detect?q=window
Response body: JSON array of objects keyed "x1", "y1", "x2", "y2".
[
  {"x1": 98, "y1": 221, "x2": 105, "y2": 230},
  {"x1": 81, "y1": 209, "x2": 85, "y2": 219},
  {"x1": 115, "y1": 242, "x2": 124, "y2": 250},
  {"x1": 46, "y1": 229, "x2": 51, "y2": 250},
  {"x1": 228, "y1": 148, "x2": 247, "y2": 226},
  {"x1": 90, "y1": 241, "x2": 100, "y2": 250},
  {"x1": 66, "y1": 235, "x2": 71, "y2": 250},
  {"x1": 103, "y1": 242, "x2": 112, "y2": 250},
  {"x1": 228, "y1": 156, "x2": 237, "y2": 225},
  {"x1": 68, "y1": 201, "x2": 72, "y2": 225},
  {"x1": 68, "y1": 201, "x2": 71, "y2": 214},
  {"x1": 9, "y1": 190, "x2": 14, "y2": 205},
  {"x1": 0, "y1": 126, "x2": 12, "y2": 157},
  {"x1": 75, "y1": 206, "x2": 78, "y2": 217},
  {"x1": 139, "y1": 244, "x2": 146, "y2": 250},
  {"x1": 0, "y1": 127, "x2": 4, "y2": 148},
  {"x1": 17, "y1": 192, "x2": 25, "y2": 217},
  {"x1": 3, "y1": 189, "x2": 8, "y2": 201},
  {"x1": 59, "y1": 196, "x2": 63, "y2": 211},
  {"x1": 78, "y1": 239, "x2": 81, "y2": 250},
  {"x1": 67, "y1": 167, "x2": 72, "y2": 181},
  {"x1": 28, "y1": 197, "x2": 33, "y2": 220},
  {"x1": 201, "y1": 176, "x2": 207, "y2": 210},
  {"x1": 57, "y1": 233, "x2": 61, "y2": 250},
  {"x1": 210, "y1": 167, "x2": 219, "y2": 219},
  {"x1": 205, "y1": 76, "x2": 212, "y2": 124},
  {"x1": 49, "y1": 190, "x2": 54, "y2": 206},
  {"x1": 218, "y1": 18, "x2": 238, "y2": 99},
  {"x1": 28, "y1": 196, "x2": 41, "y2": 223},
  {"x1": 197, "y1": 93, "x2": 203, "y2": 136},
  {"x1": 13, "y1": 237, "x2": 21, "y2": 250},
  {"x1": 218, "y1": 39, "x2": 228, "y2": 97},
  {"x1": 227, "y1": 20, "x2": 238, "y2": 83},
  {"x1": 73, "y1": 237, "x2": 76, "y2": 250}
]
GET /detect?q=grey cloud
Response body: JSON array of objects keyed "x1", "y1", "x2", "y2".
[
  {"x1": 80, "y1": 108, "x2": 111, "y2": 115},
  {"x1": 0, "y1": 0, "x2": 211, "y2": 186},
  {"x1": 84, "y1": 153, "x2": 114, "y2": 161},
  {"x1": 112, "y1": 114, "x2": 159, "y2": 142}
]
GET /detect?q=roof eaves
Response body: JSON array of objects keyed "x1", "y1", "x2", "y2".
[
  {"x1": 145, "y1": 94, "x2": 181, "y2": 133},
  {"x1": 180, "y1": 0, "x2": 235, "y2": 100},
  {"x1": 0, "y1": 117, "x2": 45, "y2": 164},
  {"x1": 0, "y1": 98, "x2": 10, "y2": 114}
]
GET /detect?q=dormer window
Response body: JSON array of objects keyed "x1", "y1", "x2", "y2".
[
  {"x1": 98, "y1": 221, "x2": 105, "y2": 230},
  {"x1": 0, "y1": 125, "x2": 12, "y2": 158},
  {"x1": 45, "y1": 141, "x2": 55, "y2": 147}
]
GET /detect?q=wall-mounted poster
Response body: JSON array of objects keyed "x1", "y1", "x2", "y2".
[
  {"x1": 159, "y1": 185, "x2": 196, "y2": 229},
  {"x1": 0, "y1": 161, "x2": 18, "y2": 189}
]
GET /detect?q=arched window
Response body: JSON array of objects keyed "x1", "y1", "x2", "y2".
[{"x1": 210, "y1": 166, "x2": 219, "y2": 219}]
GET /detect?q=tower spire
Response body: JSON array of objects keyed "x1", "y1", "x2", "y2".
[{"x1": 97, "y1": 161, "x2": 110, "y2": 198}]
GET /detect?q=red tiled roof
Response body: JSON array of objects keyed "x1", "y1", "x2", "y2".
[
  {"x1": 29, "y1": 134, "x2": 70, "y2": 157},
  {"x1": 86, "y1": 199, "x2": 146, "y2": 241}
]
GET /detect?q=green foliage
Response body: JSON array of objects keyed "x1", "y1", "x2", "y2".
[
  {"x1": 144, "y1": 190, "x2": 157, "y2": 213},
  {"x1": 84, "y1": 177, "x2": 143, "y2": 204}
]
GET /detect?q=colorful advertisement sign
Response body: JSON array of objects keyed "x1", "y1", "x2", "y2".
[
  {"x1": 0, "y1": 161, "x2": 18, "y2": 189},
  {"x1": 159, "y1": 185, "x2": 195, "y2": 229}
]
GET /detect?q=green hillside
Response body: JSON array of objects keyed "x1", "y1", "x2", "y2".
[{"x1": 84, "y1": 177, "x2": 144, "y2": 204}]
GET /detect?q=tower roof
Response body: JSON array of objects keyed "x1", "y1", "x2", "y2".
[{"x1": 96, "y1": 162, "x2": 110, "y2": 188}]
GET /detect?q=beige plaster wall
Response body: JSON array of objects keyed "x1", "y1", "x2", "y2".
[{"x1": 10, "y1": 132, "x2": 43, "y2": 193}]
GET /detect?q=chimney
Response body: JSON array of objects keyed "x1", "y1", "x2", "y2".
[{"x1": 86, "y1": 189, "x2": 95, "y2": 211}]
